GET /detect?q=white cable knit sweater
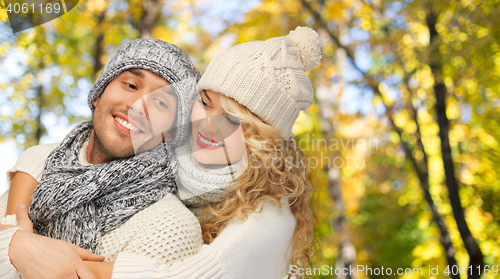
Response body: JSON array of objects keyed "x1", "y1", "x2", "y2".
[{"x1": 0, "y1": 143, "x2": 296, "y2": 279}]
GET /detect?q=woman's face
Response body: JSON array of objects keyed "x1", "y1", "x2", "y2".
[
  {"x1": 123, "y1": 73, "x2": 177, "y2": 154},
  {"x1": 191, "y1": 90, "x2": 247, "y2": 166}
]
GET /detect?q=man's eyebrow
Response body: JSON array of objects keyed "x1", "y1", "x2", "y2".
[
  {"x1": 127, "y1": 69, "x2": 144, "y2": 78},
  {"x1": 202, "y1": 90, "x2": 212, "y2": 102}
]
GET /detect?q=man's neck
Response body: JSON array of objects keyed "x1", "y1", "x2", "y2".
[{"x1": 87, "y1": 131, "x2": 114, "y2": 164}]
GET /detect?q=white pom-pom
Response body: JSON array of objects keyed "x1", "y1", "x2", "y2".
[{"x1": 286, "y1": 26, "x2": 322, "y2": 71}]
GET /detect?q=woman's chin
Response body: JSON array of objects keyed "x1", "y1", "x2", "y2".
[
  {"x1": 192, "y1": 149, "x2": 242, "y2": 167},
  {"x1": 193, "y1": 150, "x2": 225, "y2": 166}
]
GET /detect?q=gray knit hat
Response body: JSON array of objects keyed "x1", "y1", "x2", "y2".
[{"x1": 88, "y1": 38, "x2": 201, "y2": 146}]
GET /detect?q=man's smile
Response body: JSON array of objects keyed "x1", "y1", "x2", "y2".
[{"x1": 112, "y1": 114, "x2": 145, "y2": 135}]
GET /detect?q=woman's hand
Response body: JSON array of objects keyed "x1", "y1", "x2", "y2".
[
  {"x1": 2, "y1": 204, "x2": 105, "y2": 279},
  {"x1": 84, "y1": 261, "x2": 115, "y2": 279}
]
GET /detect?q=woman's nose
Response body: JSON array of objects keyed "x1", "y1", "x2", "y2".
[
  {"x1": 129, "y1": 97, "x2": 146, "y2": 117},
  {"x1": 200, "y1": 114, "x2": 220, "y2": 135}
]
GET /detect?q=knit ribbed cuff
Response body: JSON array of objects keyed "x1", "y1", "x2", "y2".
[
  {"x1": 113, "y1": 246, "x2": 225, "y2": 279},
  {"x1": 113, "y1": 252, "x2": 167, "y2": 279},
  {"x1": 0, "y1": 215, "x2": 18, "y2": 226},
  {"x1": 0, "y1": 227, "x2": 23, "y2": 279}
]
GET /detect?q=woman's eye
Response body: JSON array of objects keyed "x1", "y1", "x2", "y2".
[
  {"x1": 154, "y1": 98, "x2": 168, "y2": 108},
  {"x1": 225, "y1": 115, "x2": 240, "y2": 126},
  {"x1": 197, "y1": 98, "x2": 211, "y2": 109},
  {"x1": 125, "y1": 83, "x2": 138, "y2": 90}
]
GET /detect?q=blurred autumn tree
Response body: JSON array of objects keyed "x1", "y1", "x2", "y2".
[{"x1": 1, "y1": 0, "x2": 500, "y2": 278}]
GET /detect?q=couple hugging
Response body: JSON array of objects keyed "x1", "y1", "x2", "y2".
[{"x1": 0, "y1": 26, "x2": 321, "y2": 279}]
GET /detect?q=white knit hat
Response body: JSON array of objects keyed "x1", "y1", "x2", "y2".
[{"x1": 198, "y1": 26, "x2": 322, "y2": 139}]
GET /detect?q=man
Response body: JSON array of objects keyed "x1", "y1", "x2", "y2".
[{"x1": 0, "y1": 38, "x2": 200, "y2": 279}]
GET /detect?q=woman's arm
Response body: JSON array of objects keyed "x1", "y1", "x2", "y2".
[
  {"x1": 2, "y1": 143, "x2": 60, "y2": 217},
  {"x1": 5, "y1": 172, "x2": 38, "y2": 215},
  {"x1": 109, "y1": 200, "x2": 296, "y2": 279}
]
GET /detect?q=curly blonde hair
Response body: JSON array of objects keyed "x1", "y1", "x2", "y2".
[{"x1": 199, "y1": 94, "x2": 315, "y2": 272}]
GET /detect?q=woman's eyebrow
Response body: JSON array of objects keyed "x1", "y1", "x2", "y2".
[{"x1": 202, "y1": 90, "x2": 212, "y2": 102}]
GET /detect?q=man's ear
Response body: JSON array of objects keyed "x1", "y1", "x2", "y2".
[{"x1": 93, "y1": 97, "x2": 100, "y2": 108}]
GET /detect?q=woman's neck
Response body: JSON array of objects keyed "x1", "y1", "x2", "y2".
[{"x1": 199, "y1": 163, "x2": 233, "y2": 169}]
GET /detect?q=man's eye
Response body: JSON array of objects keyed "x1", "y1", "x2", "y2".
[
  {"x1": 125, "y1": 83, "x2": 138, "y2": 90},
  {"x1": 154, "y1": 99, "x2": 168, "y2": 108}
]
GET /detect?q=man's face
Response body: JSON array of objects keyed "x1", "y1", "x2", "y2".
[{"x1": 91, "y1": 69, "x2": 177, "y2": 161}]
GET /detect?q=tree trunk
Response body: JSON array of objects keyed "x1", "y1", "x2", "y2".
[
  {"x1": 317, "y1": 98, "x2": 358, "y2": 278},
  {"x1": 34, "y1": 66, "x2": 44, "y2": 145},
  {"x1": 388, "y1": 112, "x2": 460, "y2": 279},
  {"x1": 426, "y1": 10, "x2": 484, "y2": 278},
  {"x1": 136, "y1": 0, "x2": 161, "y2": 39},
  {"x1": 407, "y1": 86, "x2": 460, "y2": 278},
  {"x1": 328, "y1": 167, "x2": 358, "y2": 279},
  {"x1": 421, "y1": 178, "x2": 459, "y2": 278},
  {"x1": 93, "y1": 10, "x2": 107, "y2": 77}
]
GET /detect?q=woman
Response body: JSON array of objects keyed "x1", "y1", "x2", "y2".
[{"x1": 2, "y1": 26, "x2": 321, "y2": 278}]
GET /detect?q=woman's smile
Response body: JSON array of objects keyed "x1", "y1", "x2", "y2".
[
  {"x1": 196, "y1": 131, "x2": 224, "y2": 150},
  {"x1": 191, "y1": 90, "x2": 247, "y2": 165}
]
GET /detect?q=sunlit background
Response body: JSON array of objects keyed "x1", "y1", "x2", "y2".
[{"x1": 1, "y1": 0, "x2": 499, "y2": 278}]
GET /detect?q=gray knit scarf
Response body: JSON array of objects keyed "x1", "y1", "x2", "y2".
[
  {"x1": 29, "y1": 121, "x2": 177, "y2": 254},
  {"x1": 174, "y1": 140, "x2": 239, "y2": 217}
]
